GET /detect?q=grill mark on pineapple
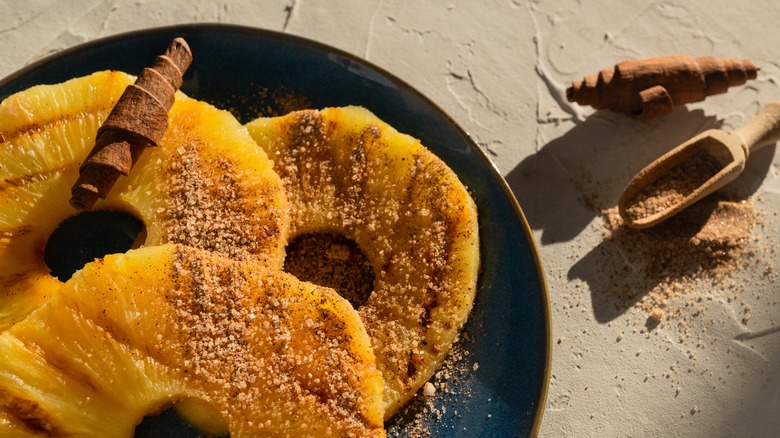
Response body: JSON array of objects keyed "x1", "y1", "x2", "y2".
[
  {"x1": 410, "y1": 158, "x2": 457, "y2": 329},
  {"x1": 408, "y1": 156, "x2": 476, "y2": 367},
  {"x1": 162, "y1": 140, "x2": 284, "y2": 265},
  {"x1": 1, "y1": 272, "x2": 30, "y2": 288},
  {"x1": 1, "y1": 391, "x2": 62, "y2": 435},
  {"x1": 0, "y1": 105, "x2": 113, "y2": 145},
  {"x1": 361, "y1": 149, "x2": 470, "y2": 400},
  {"x1": 283, "y1": 111, "x2": 327, "y2": 235},
  {"x1": 381, "y1": 152, "x2": 431, "y2": 384},
  {"x1": 280, "y1": 114, "x2": 379, "y2": 291},
  {"x1": 0, "y1": 165, "x2": 76, "y2": 192},
  {"x1": 32, "y1": 330, "x2": 108, "y2": 407},
  {"x1": 0, "y1": 225, "x2": 33, "y2": 238}
]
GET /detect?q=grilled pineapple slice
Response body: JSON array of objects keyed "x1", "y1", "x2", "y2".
[
  {"x1": 246, "y1": 106, "x2": 480, "y2": 417},
  {"x1": 0, "y1": 71, "x2": 289, "y2": 328},
  {"x1": 0, "y1": 244, "x2": 385, "y2": 437}
]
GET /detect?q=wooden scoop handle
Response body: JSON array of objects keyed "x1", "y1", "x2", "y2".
[{"x1": 735, "y1": 101, "x2": 780, "y2": 157}]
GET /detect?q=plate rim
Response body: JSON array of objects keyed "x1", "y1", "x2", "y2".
[{"x1": 0, "y1": 22, "x2": 552, "y2": 436}]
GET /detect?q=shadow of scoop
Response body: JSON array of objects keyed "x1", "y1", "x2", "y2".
[
  {"x1": 504, "y1": 105, "x2": 773, "y2": 323},
  {"x1": 505, "y1": 109, "x2": 719, "y2": 245}
]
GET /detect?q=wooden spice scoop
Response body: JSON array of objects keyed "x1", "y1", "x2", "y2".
[
  {"x1": 618, "y1": 102, "x2": 780, "y2": 228},
  {"x1": 70, "y1": 37, "x2": 192, "y2": 211}
]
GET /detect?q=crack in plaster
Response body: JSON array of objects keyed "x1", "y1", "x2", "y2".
[
  {"x1": 282, "y1": 0, "x2": 298, "y2": 32},
  {"x1": 29, "y1": 0, "x2": 116, "y2": 64},
  {"x1": 385, "y1": 16, "x2": 432, "y2": 41},
  {"x1": 528, "y1": 1, "x2": 588, "y2": 155},
  {"x1": 97, "y1": 0, "x2": 119, "y2": 37},
  {"x1": 363, "y1": 0, "x2": 384, "y2": 59},
  {"x1": 0, "y1": 5, "x2": 52, "y2": 37},
  {"x1": 445, "y1": 63, "x2": 508, "y2": 126},
  {"x1": 734, "y1": 325, "x2": 780, "y2": 341}
]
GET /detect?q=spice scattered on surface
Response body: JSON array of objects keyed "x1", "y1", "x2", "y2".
[
  {"x1": 387, "y1": 341, "x2": 476, "y2": 438},
  {"x1": 649, "y1": 307, "x2": 665, "y2": 324},
  {"x1": 581, "y1": 193, "x2": 775, "y2": 337},
  {"x1": 423, "y1": 382, "x2": 437, "y2": 397},
  {"x1": 222, "y1": 85, "x2": 312, "y2": 122}
]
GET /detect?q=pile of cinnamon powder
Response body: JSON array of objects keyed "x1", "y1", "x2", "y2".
[{"x1": 595, "y1": 194, "x2": 775, "y2": 333}]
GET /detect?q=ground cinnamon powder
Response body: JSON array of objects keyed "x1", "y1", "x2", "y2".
[
  {"x1": 283, "y1": 232, "x2": 375, "y2": 308},
  {"x1": 386, "y1": 340, "x2": 475, "y2": 438},
  {"x1": 622, "y1": 150, "x2": 724, "y2": 221},
  {"x1": 596, "y1": 194, "x2": 774, "y2": 332}
]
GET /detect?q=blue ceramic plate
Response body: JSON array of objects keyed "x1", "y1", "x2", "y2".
[{"x1": 0, "y1": 24, "x2": 550, "y2": 437}]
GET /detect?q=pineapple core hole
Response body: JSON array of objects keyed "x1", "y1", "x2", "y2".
[
  {"x1": 284, "y1": 232, "x2": 375, "y2": 308},
  {"x1": 136, "y1": 400, "x2": 229, "y2": 438},
  {"x1": 44, "y1": 210, "x2": 145, "y2": 282}
]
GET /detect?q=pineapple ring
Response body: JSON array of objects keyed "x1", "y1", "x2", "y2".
[
  {"x1": 0, "y1": 71, "x2": 289, "y2": 328},
  {"x1": 0, "y1": 244, "x2": 385, "y2": 437},
  {"x1": 246, "y1": 106, "x2": 480, "y2": 417}
]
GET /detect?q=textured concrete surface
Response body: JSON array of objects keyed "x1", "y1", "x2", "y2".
[{"x1": 2, "y1": 1, "x2": 779, "y2": 436}]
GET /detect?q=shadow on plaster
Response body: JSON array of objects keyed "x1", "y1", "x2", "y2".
[
  {"x1": 505, "y1": 106, "x2": 775, "y2": 322},
  {"x1": 506, "y1": 108, "x2": 720, "y2": 244},
  {"x1": 572, "y1": 141, "x2": 775, "y2": 323}
]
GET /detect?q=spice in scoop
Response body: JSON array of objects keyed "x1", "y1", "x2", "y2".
[{"x1": 621, "y1": 149, "x2": 724, "y2": 223}]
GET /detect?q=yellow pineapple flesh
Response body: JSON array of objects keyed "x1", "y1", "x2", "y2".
[
  {"x1": 0, "y1": 244, "x2": 385, "y2": 437},
  {"x1": 246, "y1": 106, "x2": 480, "y2": 417},
  {"x1": 0, "y1": 71, "x2": 289, "y2": 328}
]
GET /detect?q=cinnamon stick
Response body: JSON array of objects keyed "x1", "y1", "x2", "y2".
[
  {"x1": 70, "y1": 37, "x2": 192, "y2": 211},
  {"x1": 566, "y1": 55, "x2": 759, "y2": 120}
]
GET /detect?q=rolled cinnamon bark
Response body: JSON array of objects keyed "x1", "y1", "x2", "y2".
[
  {"x1": 70, "y1": 37, "x2": 192, "y2": 211},
  {"x1": 566, "y1": 55, "x2": 759, "y2": 119}
]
